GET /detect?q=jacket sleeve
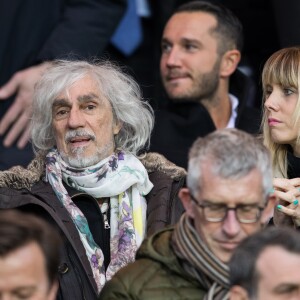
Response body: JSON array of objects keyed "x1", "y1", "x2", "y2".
[
  {"x1": 99, "y1": 274, "x2": 134, "y2": 300},
  {"x1": 100, "y1": 258, "x2": 161, "y2": 299},
  {"x1": 37, "y1": 0, "x2": 126, "y2": 61}
]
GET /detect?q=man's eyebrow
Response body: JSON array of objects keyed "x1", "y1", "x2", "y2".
[
  {"x1": 273, "y1": 283, "x2": 300, "y2": 293},
  {"x1": 53, "y1": 93, "x2": 101, "y2": 108},
  {"x1": 12, "y1": 286, "x2": 36, "y2": 295},
  {"x1": 161, "y1": 37, "x2": 201, "y2": 46},
  {"x1": 53, "y1": 98, "x2": 70, "y2": 108},
  {"x1": 78, "y1": 93, "x2": 100, "y2": 103},
  {"x1": 161, "y1": 37, "x2": 171, "y2": 44},
  {"x1": 182, "y1": 37, "x2": 200, "y2": 43}
]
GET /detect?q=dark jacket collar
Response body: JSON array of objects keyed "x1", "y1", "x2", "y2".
[{"x1": 287, "y1": 148, "x2": 300, "y2": 178}]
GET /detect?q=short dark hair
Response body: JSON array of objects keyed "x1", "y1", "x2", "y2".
[
  {"x1": 175, "y1": 0, "x2": 243, "y2": 53},
  {"x1": 229, "y1": 227, "x2": 300, "y2": 298},
  {"x1": 0, "y1": 209, "x2": 61, "y2": 285}
]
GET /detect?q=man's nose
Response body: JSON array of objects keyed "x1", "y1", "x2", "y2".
[
  {"x1": 165, "y1": 47, "x2": 181, "y2": 67},
  {"x1": 67, "y1": 107, "x2": 86, "y2": 129},
  {"x1": 222, "y1": 210, "x2": 241, "y2": 238}
]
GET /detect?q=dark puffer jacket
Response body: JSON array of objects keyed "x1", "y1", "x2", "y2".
[
  {"x1": 100, "y1": 228, "x2": 206, "y2": 300},
  {"x1": 0, "y1": 152, "x2": 186, "y2": 300}
]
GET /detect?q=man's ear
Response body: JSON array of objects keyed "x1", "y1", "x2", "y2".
[
  {"x1": 261, "y1": 194, "x2": 277, "y2": 225},
  {"x1": 220, "y1": 49, "x2": 241, "y2": 78},
  {"x1": 179, "y1": 188, "x2": 195, "y2": 219},
  {"x1": 113, "y1": 121, "x2": 122, "y2": 135},
  {"x1": 229, "y1": 285, "x2": 249, "y2": 300}
]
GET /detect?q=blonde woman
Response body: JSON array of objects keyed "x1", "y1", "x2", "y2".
[{"x1": 262, "y1": 46, "x2": 300, "y2": 226}]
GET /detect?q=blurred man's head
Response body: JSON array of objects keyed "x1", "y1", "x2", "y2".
[
  {"x1": 0, "y1": 210, "x2": 61, "y2": 300},
  {"x1": 230, "y1": 227, "x2": 300, "y2": 300},
  {"x1": 160, "y1": 0, "x2": 242, "y2": 103},
  {"x1": 179, "y1": 129, "x2": 275, "y2": 262}
]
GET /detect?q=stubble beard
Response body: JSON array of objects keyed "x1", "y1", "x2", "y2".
[{"x1": 166, "y1": 58, "x2": 221, "y2": 104}]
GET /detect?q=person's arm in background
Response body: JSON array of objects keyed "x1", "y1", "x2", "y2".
[
  {"x1": 0, "y1": 62, "x2": 51, "y2": 148},
  {"x1": 0, "y1": 0, "x2": 126, "y2": 149}
]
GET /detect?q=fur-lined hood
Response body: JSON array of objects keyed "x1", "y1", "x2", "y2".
[{"x1": 0, "y1": 152, "x2": 186, "y2": 190}]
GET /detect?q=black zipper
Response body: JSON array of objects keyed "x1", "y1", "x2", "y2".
[
  {"x1": 71, "y1": 193, "x2": 110, "y2": 230},
  {"x1": 70, "y1": 193, "x2": 111, "y2": 271}
]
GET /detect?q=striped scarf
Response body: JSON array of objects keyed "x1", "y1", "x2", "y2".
[{"x1": 172, "y1": 214, "x2": 230, "y2": 300}]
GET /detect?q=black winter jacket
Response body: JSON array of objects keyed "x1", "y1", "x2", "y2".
[{"x1": 150, "y1": 69, "x2": 262, "y2": 168}]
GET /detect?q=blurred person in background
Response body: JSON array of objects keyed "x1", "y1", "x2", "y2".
[
  {"x1": 150, "y1": 1, "x2": 261, "y2": 168},
  {"x1": 0, "y1": 0, "x2": 125, "y2": 170},
  {"x1": 230, "y1": 227, "x2": 300, "y2": 300},
  {"x1": 0, "y1": 209, "x2": 61, "y2": 300},
  {"x1": 261, "y1": 47, "x2": 300, "y2": 228}
]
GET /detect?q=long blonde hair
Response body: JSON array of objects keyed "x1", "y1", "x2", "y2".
[{"x1": 261, "y1": 47, "x2": 300, "y2": 177}]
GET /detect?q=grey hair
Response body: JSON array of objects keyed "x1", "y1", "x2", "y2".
[
  {"x1": 31, "y1": 60, "x2": 154, "y2": 154},
  {"x1": 187, "y1": 129, "x2": 272, "y2": 200}
]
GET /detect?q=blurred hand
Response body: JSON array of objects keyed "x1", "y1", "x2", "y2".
[
  {"x1": 273, "y1": 177, "x2": 300, "y2": 227},
  {"x1": 0, "y1": 62, "x2": 50, "y2": 148}
]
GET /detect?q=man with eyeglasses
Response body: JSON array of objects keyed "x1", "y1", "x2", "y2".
[{"x1": 100, "y1": 128, "x2": 276, "y2": 300}]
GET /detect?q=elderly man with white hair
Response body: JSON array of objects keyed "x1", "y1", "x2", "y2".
[{"x1": 0, "y1": 60, "x2": 185, "y2": 299}]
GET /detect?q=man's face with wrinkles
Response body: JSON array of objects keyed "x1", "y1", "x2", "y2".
[{"x1": 52, "y1": 75, "x2": 121, "y2": 168}]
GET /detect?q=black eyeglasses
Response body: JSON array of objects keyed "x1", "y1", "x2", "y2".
[{"x1": 190, "y1": 194, "x2": 265, "y2": 224}]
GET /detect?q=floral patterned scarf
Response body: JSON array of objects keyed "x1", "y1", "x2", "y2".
[{"x1": 45, "y1": 149, "x2": 153, "y2": 292}]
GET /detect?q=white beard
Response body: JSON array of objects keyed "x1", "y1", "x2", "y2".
[{"x1": 60, "y1": 141, "x2": 114, "y2": 168}]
